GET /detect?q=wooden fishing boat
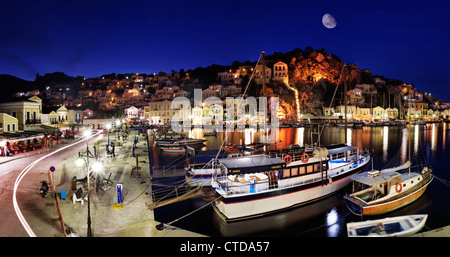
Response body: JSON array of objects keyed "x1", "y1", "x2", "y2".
[
  {"x1": 346, "y1": 214, "x2": 428, "y2": 237},
  {"x1": 344, "y1": 162, "x2": 433, "y2": 216}
]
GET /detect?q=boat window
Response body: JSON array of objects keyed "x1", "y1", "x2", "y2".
[
  {"x1": 307, "y1": 165, "x2": 313, "y2": 173},
  {"x1": 283, "y1": 168, "x2": 290, "y2": 178},
  {"x1": 314, "y1": 164, "x2": 321, "y2": 172},
  {"x1": 299, "y1": 166, "x2": 306, "y2": 175},
  {"x1": 291, "y1": 167, "x2": 298, "y2": 176}
]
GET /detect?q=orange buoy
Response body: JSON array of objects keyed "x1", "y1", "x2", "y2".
[
  {"x1": 301, "y1": 153, "x2": 309, "y2": 163},
  {"x1": 283, "y1": 154, "x2": 292, "y2": 165}
]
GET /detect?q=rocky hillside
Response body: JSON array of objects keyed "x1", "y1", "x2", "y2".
[
  {"x1": 263, "y1": 47, "x2": 381, "y2": 115},
  {"x1": 268, "y1": 48, "x2": 363, "y2": 86}
]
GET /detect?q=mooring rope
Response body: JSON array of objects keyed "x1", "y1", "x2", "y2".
[
  {"x1": 163, "y1": 194, "x2": 223, "y2": 229},
  {"x1": 434, "y1": 175, "x2": 450, "y2": 187}
]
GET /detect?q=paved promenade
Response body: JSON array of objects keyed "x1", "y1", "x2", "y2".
[
  {"x1": 0, "y1": 128, "x2": 204, "y2": 237},
  {"x1": 53, "y1": 129, "x2": 205, "y2": 237},
  {"x1": 413, "y1": 225, "x2": 450, "y2": 237}
]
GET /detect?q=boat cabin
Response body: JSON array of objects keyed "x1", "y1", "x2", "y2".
[
  {"x1": 326, "y1": 144, "x2": 361, "y2": 163},
  {"x1": 214, "y1": 155, "x2": 285, "y2": 194},
  {"x1": 214, "y1": 153, "x2": 332, "y2": 195},
  {"x1": 348, "y1": 162, "x2": 417, "y2": 202},
  {"x1": 349, "y1": 170, "x2": 403, "y2": 201}
]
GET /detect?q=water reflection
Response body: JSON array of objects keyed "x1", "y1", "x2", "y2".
[
  {"x1": 414, "y1": 124, "x2": 419, "y2": 156},
  {"x1": 326, "y1": 207, "x2": 339, "y2": 237},
  {"x1": 152, "y1": 123, "x2": 449, "y2": 236},
  {"x1": 212, "y1": 191, "x2": 345, "y2": 237},
  {"x1": 401, "y1": 127, "x2": 408, "y2": 163},
  {"x1": 382, "y1": 126, "x2": 388, "y2": 162}
]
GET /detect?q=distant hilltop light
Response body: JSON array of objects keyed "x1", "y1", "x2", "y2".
[{"x1": 322, "y1": 13, "x2": 337, "y2": 29}]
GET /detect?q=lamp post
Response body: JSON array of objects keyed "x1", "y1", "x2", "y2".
[
  {"x1": 76, "y1": 129, "x2": 103, "y2": 237},
  {"x1": 115, "y1": 120, "x2": 121, "y2": 141},
  {"x1": 106, "y1": 123, "x2": 112, "y2": 150}
]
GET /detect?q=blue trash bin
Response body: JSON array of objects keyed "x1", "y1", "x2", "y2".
[{"x1": 61, "y1": 190, "x2": 66, "y2": 200}]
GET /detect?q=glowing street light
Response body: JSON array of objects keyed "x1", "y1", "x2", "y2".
[
  {"x1": 75, "y1": 128, "x2": 103, "y2": 237},
  {"x1": 91, "y1": 161, "x2": 103, "y2": 173},
  {"x1": 83, "y1": 129, "x2": 92, "y2": 138}
]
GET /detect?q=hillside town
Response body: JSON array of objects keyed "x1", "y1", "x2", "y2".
[{"x1": 1, "y1": 49, "x2": 450, "y2": 156}]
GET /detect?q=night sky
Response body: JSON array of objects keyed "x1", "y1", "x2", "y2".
[{"x1": 1, "y1": 0, "x2": 450, "y2": 100}]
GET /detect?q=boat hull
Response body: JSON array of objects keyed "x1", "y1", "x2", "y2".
[
  {"x1": 160, "y1": 147, "x2": 185, "y2": 153},
  {"x1": 347, "y1": 214, "x2": 428, "y2": 237},
  {"x1": 214, "y1": 163, "x2": 367, "y2": 221},
  {"x1": 344, "y1": 179, "x2": 432, "y2": 216}
]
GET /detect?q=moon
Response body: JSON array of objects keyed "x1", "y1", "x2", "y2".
[{"x1": 322, "y1": 13, "x2": 337, "y2": 29}]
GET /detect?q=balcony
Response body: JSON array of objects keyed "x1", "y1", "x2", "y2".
[{"x1": 25, "y1": 119, "x2": 41, "y2": 125}]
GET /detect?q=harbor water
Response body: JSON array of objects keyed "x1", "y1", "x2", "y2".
[{"x1": 150, "y1": 123, "x2": 450, "y2": 237}]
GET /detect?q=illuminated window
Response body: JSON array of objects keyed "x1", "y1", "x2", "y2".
[
  {"x1": 283, "y1": 169, "x2": 290, "y2": 178},
  {"x1": 299, "y1": 166, "x2": 306, "y2": 175},
  {"x1": 291, "y1": 167, "x2": 298, "y2": 176}
]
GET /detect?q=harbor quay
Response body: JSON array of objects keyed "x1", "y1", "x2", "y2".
[
  {"x1": 0, "y1": 128, "x2": 205, "y2": 237},
  {"x1": 55, "y1": 129, "x2": 205, "y2": 237},
  {"x1": 0, "y1": 126, "x2": 449, "y2": 237}
]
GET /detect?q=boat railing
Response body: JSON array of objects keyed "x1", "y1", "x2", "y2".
[
  {"x1": 267, "y1": 151, "x2": 310, "y2": 162},
  {"x1": 186, "y1": 145, "x2": 195, "y2": 156},
  {"x1": 214, "y1": 177, "x2": 273, "y2": 195}
]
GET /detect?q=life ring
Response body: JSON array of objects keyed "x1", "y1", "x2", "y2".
[
  {"x1": 395, "y1": 182, "x2": 402, "y2": 193},
  {"x1": 283, "y1": 154, "x2": 292, "y2": 165},
  {"x1": 301, "y1": 153, "x2": 309, "y2": 163}
]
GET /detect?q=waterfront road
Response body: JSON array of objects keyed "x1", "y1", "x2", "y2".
[
  {"x1": 0, "y1": 132, "x2": 102, "y2": 237},
  {"x1": 0, "y1": 129, "x2": 205, "y2": 237}
]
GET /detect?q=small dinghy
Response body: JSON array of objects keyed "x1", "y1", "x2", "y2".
[{"x1": 347, "y1": 214, "x2": 428, "y2": 237}]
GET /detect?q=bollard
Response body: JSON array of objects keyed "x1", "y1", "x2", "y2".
[
  {"x1": 71, "y1": 176, "x2": 77, "y2": 190},
  {"x1": 116, "y1": 183, "x2": 123, "y2": 204}
]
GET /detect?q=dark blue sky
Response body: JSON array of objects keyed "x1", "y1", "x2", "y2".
[{"x1": 1, "y1": 0, "x2": 450, "y2": 100}]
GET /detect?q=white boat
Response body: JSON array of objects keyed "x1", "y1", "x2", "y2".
[
  {"x1": 346, "y1": 214, "x2": 428, "y2": 237},
  {"x1": 211, "y1": 144, "x2": 371, "y2": 221},
  {"x1": 159, "y1": 138, "x2": 207, "y2": 147},
  {"x1": 185, "y1": 148, "x2": 256, "y2": 187}
]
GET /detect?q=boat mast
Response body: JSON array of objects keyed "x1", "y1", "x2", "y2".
[
  {"x1": 344, "y1": 78, "x2": 348, "y2": 144},
  {"x1": 262, "y1": 51, "x2": 268, "y2": 146},
  {"x1": 262, "y1": 51, "x2": 266, "y2": 97},
  {"x1": 408, "y1": 85, "x2": 411, "y2": 174}
]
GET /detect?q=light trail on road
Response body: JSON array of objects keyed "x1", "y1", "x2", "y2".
[{"x1": 12, "y1": 130, "x2": 103, "y2": 237}]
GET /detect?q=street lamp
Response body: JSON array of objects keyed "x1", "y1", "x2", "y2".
[
  {"x1": 76, "y1": 129, "x2": 102, "y2": 237},
  {"x1": 106, "y1": 123, "x2": 112, "y2": 149},
  {"x1": 115, "y1": 120, "x2": 121, "y2": 141}
]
